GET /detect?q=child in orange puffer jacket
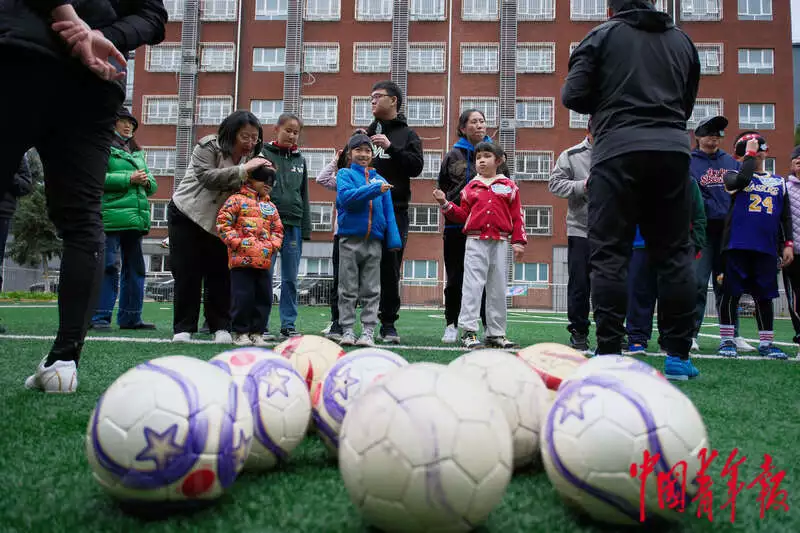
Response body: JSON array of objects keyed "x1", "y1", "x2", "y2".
[{"x1": 217, "y1": 167, "x2": 284, "y2": 347}]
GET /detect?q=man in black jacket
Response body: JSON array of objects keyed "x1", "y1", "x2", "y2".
[
  {"x1": 0, "y1": 156, "x2": 33, "y2": 293},
  {"x1": 366, "y1": 81, "x2": 425, "y2": 344},
  {"x1": 562, "y1": 0, "x2": 701, "y2": 381},
  {"x1": 0, "y1": 1, "x2": 167, "y2": 393}
]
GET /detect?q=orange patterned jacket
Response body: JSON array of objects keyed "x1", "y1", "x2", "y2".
[{"x1": 216, "y1": 184, "x2": 284, "y2": 270}]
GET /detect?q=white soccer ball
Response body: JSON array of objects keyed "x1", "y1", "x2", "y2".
[
  {"x1": 517, "y1": 343, "x2": 588, "y2": 391},
  {"x1": 86, "y1": 356, "x2": 253, "y2": 502},
  {"x1": 541, "y1": 372, "x2": 709, "y2": 525},
  {"x1": 273, "y1": 335, "x2": 346, "y2": 392},
  {"x1": 338, "y1": 363, "x2": 513, "y2": 533},
  {"x1": 313, "y1": 348, "x2": 408, "y2": 453},
  {"x1": 560, "y1": 355, "x2": 665, "y2": 389},
  {"x1": 209, "y1": 348, "x2": 311, "y2": 471},
  {"x1": 448, "y1": 349, "x2": 549, "y2": 468}
]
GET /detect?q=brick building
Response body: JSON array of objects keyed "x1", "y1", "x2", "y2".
[{"x1": 128, "y1": 0, "x2": 792, "y2": 309}]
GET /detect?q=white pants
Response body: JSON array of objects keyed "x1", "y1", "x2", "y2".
[{"x1": 458, "y1": 238, "x2": 508, "y2": 337}]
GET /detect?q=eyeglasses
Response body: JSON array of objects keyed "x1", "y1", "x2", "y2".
[
  {"x1": 370, "y1": 93, "x2": 390, "y2": 102},
  {"x1": 237, "y1": 132, "x2": 259, "y2": 143}
]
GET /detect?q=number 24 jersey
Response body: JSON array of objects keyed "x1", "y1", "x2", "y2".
[{"x1": 726, "y1": 172, "x2": 786, "y2": 256}]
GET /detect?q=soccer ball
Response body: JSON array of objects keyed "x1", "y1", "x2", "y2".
[
  {"x1": 312, "y1": 348, "x2": 408, "y2": 453},
  {"x1": 560, "y1": 355, "x2": 664, "y2": 389},
  {"x1": 274, "y1": 335, "x2": 346, "y2": 392},
  {"x1": 338, "y1": 363, "x2": 513, "y2": 533},
  {"x1": 448, "y1": 349, "x2": 549, "y2": 468},
  {"x1": 86, "y1": 356, "x2": 253, "y2": 502},
  {"x1": 517, "y1": 343, "x2": 588, "y2": 391},
  {"x1": 541, "y1": 372, "x2": 708, "y2": 525},
  {"x1": 209, "y1": 348, "x2": 311, "y2": 471}
]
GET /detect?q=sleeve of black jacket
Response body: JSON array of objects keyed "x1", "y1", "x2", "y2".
[
  {"x1": 387, "y1": 130, "x2": 424, "y2": 178},
  {"x1": 99, "y1": 0, "x2": 168, "y2": 51},
  {"x1": 22, "y1": 0, "x2": 70, "y2": 15},
  {"x1": 11, "y1": 156, "x2": 33, "y2": 198},
  {"x1": 561, "y1": 36, "x2": 599, "y2": 115}
]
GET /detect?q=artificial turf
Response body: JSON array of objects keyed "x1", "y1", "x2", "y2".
[{"x1": 0, "y1": 303, "x2": 797, "y2": 533}]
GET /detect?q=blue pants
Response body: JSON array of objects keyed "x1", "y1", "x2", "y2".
[
  {"x1": 92, "y1": 230, "x2": 146, "y2": 327},
  {"x1": 626, "y1": 248, "x2": 659, "y2": 345},
  {"x1": 268, "y1": 225, "x2": 302, "y2": 331}
]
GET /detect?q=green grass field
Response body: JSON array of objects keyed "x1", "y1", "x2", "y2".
[{"x1": 0, "y1": 303, "x2": 797, "y2": 533}]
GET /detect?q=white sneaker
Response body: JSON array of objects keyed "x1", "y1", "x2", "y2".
[
  {"x1": 356, "y1": 327, "x2": 375, "y2": 347},
  {"x1": 233, "y1": 333, "x2": 253, "y2": 346},
  {"x1": 340, "y1": 329, "x2": 356, "y2": 346},
  {"x1": 214, "y1": 330, "x2": 233, "y2": 344},
  {"x1": 691, "y1": 338, "x2": 700, "y2": 351},
  {"x1": 250, "y1": 334, "x2": 269, "y2": 347},
  {"x1": 735, "y1": 336, "x2": 756, "y2": 352},
  {"x1": 172, "y1": 332, "x2": 191, "y2": 343},
  {"x1": 441, "y1": 324, "x2": 458, "y2": 343},
  {"x1": 321, "y1": 322, "x2": 332, "y2": 335},
  {"x1": 24, "y1": 356, "x2": 78, "y2": 393},
  {"x1": 262, "y1": 331, "x2": 276, "y2": 341}
]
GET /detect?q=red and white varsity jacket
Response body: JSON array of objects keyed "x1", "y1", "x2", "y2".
[{"x1": 442, "y1": 175, "x2": 527, "y2": 245}]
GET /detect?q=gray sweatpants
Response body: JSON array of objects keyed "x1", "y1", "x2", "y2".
[
  {"x1": 337, "y1": 236, "x2": 382, "y2": 330},
  {"x1": 459, "y1": 238, "x2": 508, "y2": 337}
]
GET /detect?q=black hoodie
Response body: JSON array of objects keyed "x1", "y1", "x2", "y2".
[
  {"x1": 562, "y1": 2, "x2": 700, "y2": 166},
  {"x1": 366, "y1": 114, "x2": 424, "y2": 210}
]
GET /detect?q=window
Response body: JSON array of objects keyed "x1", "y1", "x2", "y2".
[
  {"x1": 255, "y1": 0, "x2": 287, "y2": 19},
  {"x1": 351, "y1": 97, "x2": 373, "y2": 127},
  {"x1": 419, "y1": 151, "x2": 443, "y2": 179},
  {"x1": 738, "y1": 0, "x2": 771, "y2": 20},
  {"x1": 143, "y1": 96, "x2": 179, "y2": 125},
  {"x1": 513, "y1": 262, "x2": 549, "y2": 284},
  {"x1": 516, "y1": 98, "x2": 554, "y2": 128},
  {"x1": 163, "y1": 0, "x2": 184, "y2": 21},
  {"x1": 124, "y1": 58, "x2": 135, "y2": 105},
  {"x1": 409, "y1": 205, "x2": 440, "y2": 233},
  {"x1": 146, "y1": 43, "x2": 181, "y2": 72},
  {"x1": 570, "y1": 0, "x2": 607, "y2": 21},
  {"x1": 201, "y1": 0, "x2": 238, "y2": 21},
  {"x1": 300, "y1": 257, "x2": 333, "y2": 276},
  {"x1": 524, "y1": 206, "x2": 552, "y2": 236},
  {"x1": 150, "y1": 200, "x2": 169, "y2": 228},
  {"x1": 569, "y1": 111, "x2": 590, "y2": 129},
  {"x1": 251, "y1": 100, "x2": 284, "y2": 124},
  {"x1": 303, "y1": 43, "x2": 339, "y2": 73},
  {"x1": 149, "y1": 254, "x2": 171, "y2": 273},
  {"x1": 253, "y1": 48, "x2": 285, "y2": 72},
  {"x1": 354, "y1": 43, "x2": 391, "y2": 72},
  {"x1": 463, "y1": 0, "x2": 498, "y2": 20},
  {"x1": 518, "y1": 0, "x2": 555, "y2": 21},
  {"x1": 687, "y1": 98, "x2": 723, "y2": 130},
  {"x1": 403, "y1": 260, "x2": 438, "y2": 286},
  {"x1": 696, "y1": 44, "x2": 723, "y2": 75},
  {"x1": 356, "y1": 0, "x2": 393, "y2": 20},
  {"x1": 200, "y1": 43, "x2": 235, "y2": 72},
  {"x1": 408, "y1": 43, "x2": 447, "y2": 73},
  {"x1": 653, "y1": 0, "x2": 669, "y2": 11},
  {"x1": 406, "y1": 97, "x2": 444, "y2": 127},
  {"x1": 739, "y1": 103, "x2": 775, "y2": 130},
  {"x1": 738, "y1": 48, "x2": 774, "y2": 74},
  {"x1": 301, "y1": 97, "x2": 337, "y2": 126},
  {"x1": 196, "y1": 96, "x2": 233, "y2": 125},
  {"x1": 461, "y1": 43, "x2": 499, "y2": 74},
  {"x1": 515, "y1": 151, "x2": 553, "y2": 181},
  {"x1": 569, "y1": 42, "x2": 580, "y2": 56},
  {"x1": 303, "y1": 148, "x2": 336, "y2": 176},
  {"x1": 144, "y1": 147, "x2": 176, "y2": 176},
  {"x1": 765, "y1": 158, "x2": 776, "y2": 175},
  {"x1": 310, "y1": 203, "x2": 334, "y2": 232},
  {"x1": 305, "y1": 0, "x2": 340, "y2": 20},
  {"x1": 517, "y1": 43, "x2": 555, "y2": 73},
  {"x1": 681, "y1": 0, "x2": 722, "y2": 21},
  {"x1": 459, "y1": 97, "x2": 499, "y2": 128},
  {"x1": 410, "y1": 0, "x2": 446, "y2": 21}
]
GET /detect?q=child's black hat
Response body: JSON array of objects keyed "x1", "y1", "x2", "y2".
[
  {"x1": 734, "y1": 132, "x2": 768, "y2": 158},
  {"x1": 250, "y1": 165, "x2": 276, "y2": 186},
  {"x1": 347, "y1": 133, "x2": 372, "y2": 151},
  {"x1": 694, "y1": 116, "x2": 728, "y2": 137}
]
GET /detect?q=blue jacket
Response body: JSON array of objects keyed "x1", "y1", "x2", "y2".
[
  {"x1": 336, "y1": 163, "x2": 402, "y2": 249},
  {"x1": 690, "y1": 148, "x2": 740, "y2": 221}
]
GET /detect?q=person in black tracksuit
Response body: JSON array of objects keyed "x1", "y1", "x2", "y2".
[
  {"x1": 365, "y1": 81, "x2": 425, "y2": 344},
  {"x1": 0, "y1": 156, "x2": 33, "y2": 295},
  {"x1": 562, "y1": 0, "x2": 701, "y2": 380},
  {"x1": 0, "y1": 1, "x2": 167, "y2": 392}
]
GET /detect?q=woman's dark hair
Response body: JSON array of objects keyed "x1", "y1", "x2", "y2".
[
  {"x1": 217, "y1": 110, "x2": 264, "y2": 157},
  {"x1": 128, "y1": 136, "x2": 141, "y2": 152},
  {"x1": 457, "y1": 108, "x2": 486, "y2": 138},
  {"x1": 277, "y1": 112, "x2": 304, "y2": 129},
  {"x1": 337, "y1": 128, "x2": 370, "y2": 169}
]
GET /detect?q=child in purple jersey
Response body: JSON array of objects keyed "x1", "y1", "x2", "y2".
[
  {"x1": 781, "y1": 146, "x2": 800, "y2": 357},
  {"x1": 718, "y1": 132, "x2": 794, "y2": 359}
]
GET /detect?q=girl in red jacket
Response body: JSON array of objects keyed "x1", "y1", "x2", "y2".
[{"x1": 433, "y1": 142, "x2": 526, "y2": 349}]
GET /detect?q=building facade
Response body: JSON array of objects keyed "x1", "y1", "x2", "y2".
[{"x1": 129, "y1": 0, "x2": 792, "y2": 309}]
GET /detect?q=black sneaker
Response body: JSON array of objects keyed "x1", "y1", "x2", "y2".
[
  {"x1": 326, "y1": 322, "x2": 343, "y2": 342},
  {"x1": 379, "y1": 324, "x2": 401, "y2": 344},
  {"x1": 462, "y1": 331, "x2": 483, "y2": 349},
  {"x1": 569, "y1": 332, "x2": 589, "y2": 351},
  {"x1": 280, "y1": 327, "x2": 301, "y2": 339},
  {"x1": 485, "y1": 336, "x2": 519, "y2": 349}
]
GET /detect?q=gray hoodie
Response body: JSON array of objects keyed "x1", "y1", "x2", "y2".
[{"x1": 548, "y1": 138, "x2": 592, "y2": 238}]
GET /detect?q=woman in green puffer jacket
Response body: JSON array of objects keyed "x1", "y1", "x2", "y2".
[{"x1": 90, "y1": 108, "x2": 158, "y2": 330}]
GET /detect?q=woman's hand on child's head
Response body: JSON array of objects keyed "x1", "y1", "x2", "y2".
[
  {"x1": 432, "y1": 189, "x2": 446, "y2": 205},
  {"x1": 380, "y1": 183, "x2": 393, "y2": 193},
  {"x1": 244, "y1": 157, "x2": 270, "y2": 173},
  {"x1": 746, "y1": 138, "x2": 760, "y2": 154},
  {"x1": 512, "y1": 243, "x2": 525, "y2": 262}
]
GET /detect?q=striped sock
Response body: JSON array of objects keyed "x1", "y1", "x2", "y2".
[
  {"x1": 720, "y1": 325, "x2": 735, "y2": 344},
  {"x1": 759, "y1": 331, "x2": 774, "y2": 348}
]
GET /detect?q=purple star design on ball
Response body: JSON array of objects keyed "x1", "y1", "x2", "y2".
[{"x1": 135, "y1": 424, "x2": 184, "y2": 470}]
